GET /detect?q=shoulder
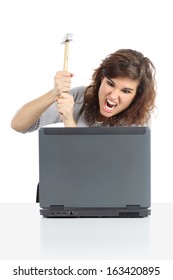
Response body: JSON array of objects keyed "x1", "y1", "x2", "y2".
[{"x1": 70, "y1": 86, "x2": 86, "y2": 102}]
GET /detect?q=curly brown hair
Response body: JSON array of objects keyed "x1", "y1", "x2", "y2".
[{"x1": 79, "y1": 49, "x2": 156, "y2": 126}]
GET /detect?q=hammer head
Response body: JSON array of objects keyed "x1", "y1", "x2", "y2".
[{"x1": 61, "y1": 33, "x2": 73, "y2": 44}]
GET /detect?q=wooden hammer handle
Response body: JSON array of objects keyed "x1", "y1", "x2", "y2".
[{"x1": 63, "y1": 41, "x2": 69, "y2": 71}]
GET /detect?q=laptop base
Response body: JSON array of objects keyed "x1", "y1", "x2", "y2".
[{"x1": 40, "y1": 206, "x2": 151, "y2": 218}]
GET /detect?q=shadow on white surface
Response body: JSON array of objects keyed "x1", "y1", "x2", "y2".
[{"x1": 40, "y1": 216, "x2": 151, "y2": 259}]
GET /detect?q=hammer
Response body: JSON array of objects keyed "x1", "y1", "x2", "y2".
[{"x1": 61, "y1": 33, "x2": 73, "y2": 71}]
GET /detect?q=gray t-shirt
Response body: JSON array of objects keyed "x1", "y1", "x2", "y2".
[{"x1": 25, "y1": 86, "x2": 90, "y2": 132}]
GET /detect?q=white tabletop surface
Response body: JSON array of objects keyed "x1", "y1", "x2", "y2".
[{"x1": 0, "y1": 203, "x2": 172, "y2": 260}]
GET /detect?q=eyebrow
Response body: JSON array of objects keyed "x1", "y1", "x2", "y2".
[{"x1": 107, "y1": 77, "x2": 135, "y2": 91}]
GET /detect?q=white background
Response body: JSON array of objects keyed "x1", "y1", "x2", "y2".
[{"x1": 0, "y1": 0, "x2": 172, "y2": 202}]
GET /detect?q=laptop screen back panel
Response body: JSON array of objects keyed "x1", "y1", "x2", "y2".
[{"x1": 39, "y1": 127, "x2": 150, "y2": 217}]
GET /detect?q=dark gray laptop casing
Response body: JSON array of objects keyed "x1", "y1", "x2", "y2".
[{"x1": 39, "y1": 127, "x2": 151, "y2": 218}]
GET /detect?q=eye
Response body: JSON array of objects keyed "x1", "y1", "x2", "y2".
[
  {"x1": 107, "y1": 80, "x2": 114, "y2": 87},
  {"x1": 122, "y1": 89, "x2": 132, "y2": 94}
]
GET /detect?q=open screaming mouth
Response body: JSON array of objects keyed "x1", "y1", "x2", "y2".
[{"x1": 105, "y1": 99, "x2": 117, "y2": 111}]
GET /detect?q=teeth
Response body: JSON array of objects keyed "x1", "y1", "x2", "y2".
[{"x1": 107, "y1": 99, "x2": 117, "y2": 106}]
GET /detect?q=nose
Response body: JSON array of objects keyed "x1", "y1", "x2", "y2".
[{"x1": 109, "y1": 88, "x2": 120, "y2": 102}]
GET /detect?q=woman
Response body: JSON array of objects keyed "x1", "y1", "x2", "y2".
[{"x1": 11, "y1": 49, "x2": 156, "y2": 132}]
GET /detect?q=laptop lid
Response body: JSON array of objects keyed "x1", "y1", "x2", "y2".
[{"x1": 39, "y1": 127, "x2": 151, "y2": 218}]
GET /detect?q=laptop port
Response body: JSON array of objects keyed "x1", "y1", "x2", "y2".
[{"x1": 69, "y1": 211, "x2": 74, "y2": 215}]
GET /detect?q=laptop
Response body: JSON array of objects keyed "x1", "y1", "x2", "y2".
[{"x1": 39, "y1": 126, "x2": 151, "y2": 218}]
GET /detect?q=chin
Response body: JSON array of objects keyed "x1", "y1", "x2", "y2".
[{"x1": 101, "y1": 110, "x2": 116, "y2": 118}]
